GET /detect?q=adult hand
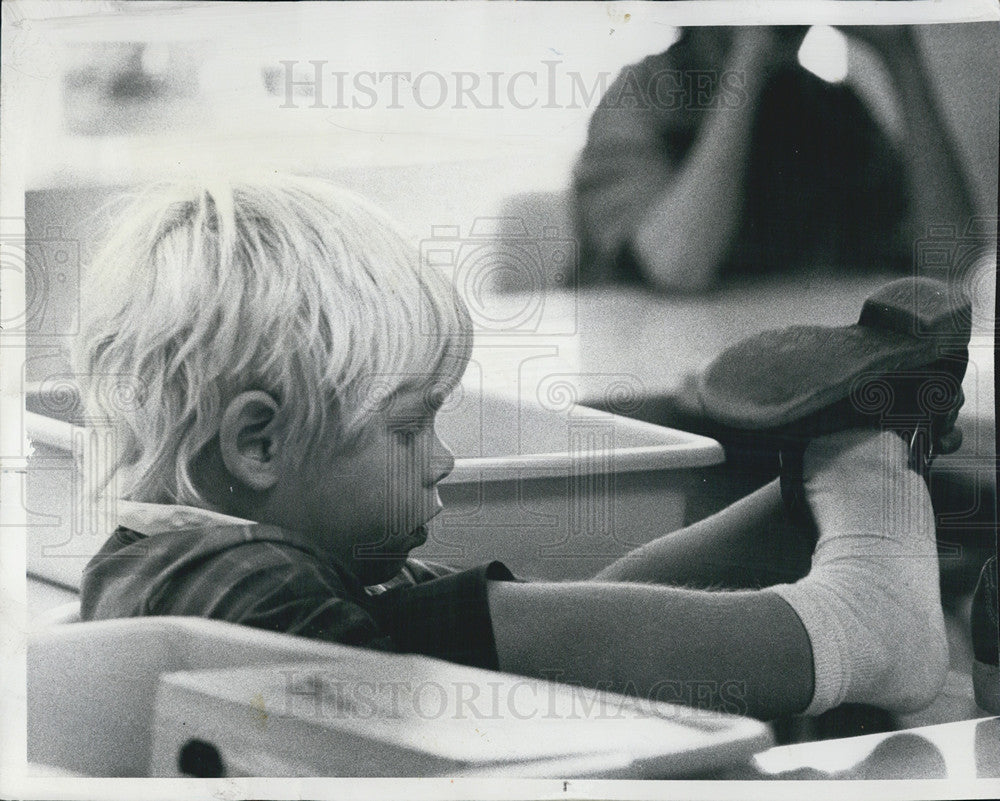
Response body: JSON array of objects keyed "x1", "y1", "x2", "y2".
[
  {"x1": 730, "y1": 25, "x2": 809, "y2": 70},
  {"x1": 771, "y1": 26, "x2": 811, "y2": 63},
  {"x1": 683, "y1": 26, "x2": 808, "y2": 76},
  {"x1": 837, "y1": 25, "x2": 918, "y2": 60}
]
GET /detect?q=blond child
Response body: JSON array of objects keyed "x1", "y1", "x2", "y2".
[{"x1": 77, "y1": 175, "x2": 953, "y2": 720}]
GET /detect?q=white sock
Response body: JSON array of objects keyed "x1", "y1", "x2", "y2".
[{"x1": 769, "y1": 430, "x2": 948, "y2": 715}]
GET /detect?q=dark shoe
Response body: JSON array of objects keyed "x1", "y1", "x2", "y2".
[
  {"x1": 698, "y1": 278, "x2": 971, "y2": 524},
  {"x1": 972, "y1": 555, "x2": 999, "y2": 714},
  {"x1": 698, "y1": 277, "x2": 970, "y2": 433}
]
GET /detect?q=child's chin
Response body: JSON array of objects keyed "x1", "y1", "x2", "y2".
[
  {"x1": 355, "y1": 526, "x2": 427, "y2": 584},
  {"x1": 356, "y1": 552, "x2": 410, "y2": 585}
]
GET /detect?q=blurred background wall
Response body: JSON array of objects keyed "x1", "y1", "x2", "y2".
[{"x1": 17, "y1": 8, "x2": 999, "y2": 385}]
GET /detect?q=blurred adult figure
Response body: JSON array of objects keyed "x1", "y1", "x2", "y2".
[{"x1": 572, "y1": 26, "x2": 976, "y2": 292}]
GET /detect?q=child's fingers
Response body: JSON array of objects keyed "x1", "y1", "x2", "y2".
[{"x1": 935, "y1": 427, "x2": 963, "y2": 456}]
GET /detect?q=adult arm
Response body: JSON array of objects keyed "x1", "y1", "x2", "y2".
[
  {"x1": 842, "y1": 26, "x2": 977, "y2": 269},
  {"x1": 573, "y1": 28, "x2": 787, "y2": 289},
  {"x1": 630, "y1": 27, "x2": 798, "y2": 291}
]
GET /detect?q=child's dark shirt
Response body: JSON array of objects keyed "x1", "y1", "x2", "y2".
[{"x1": 81, "y1": 508, "x2": 517, "y2": 670}]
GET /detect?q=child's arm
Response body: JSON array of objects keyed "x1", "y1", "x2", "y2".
[
  {"x1": 487, "y1": 574, "x2": 815, "y2": 720},
  {"x1": 488, "y1": 431, "x2": 949, "y2": 720}
]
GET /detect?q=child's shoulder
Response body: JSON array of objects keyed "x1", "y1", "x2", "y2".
[{"x1": 81, "y1": 506, "x2": 364, "y2": 619}]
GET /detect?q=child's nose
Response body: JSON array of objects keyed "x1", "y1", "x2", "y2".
[{"x1": 430, "y1": 435, "x2": 455, "y2": 484}]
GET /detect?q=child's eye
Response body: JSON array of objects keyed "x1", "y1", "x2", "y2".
[{"x1": 391, "y1": 421, "x2": 431, "y2": 441}]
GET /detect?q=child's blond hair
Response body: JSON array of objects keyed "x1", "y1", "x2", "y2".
[{"x1": 74, "y1": 174, "x2": 471, "y2": 506}]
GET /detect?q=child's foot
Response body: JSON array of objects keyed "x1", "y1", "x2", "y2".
[{"x1": 770, "y1": 430, "x2": 949, "y2": 715}]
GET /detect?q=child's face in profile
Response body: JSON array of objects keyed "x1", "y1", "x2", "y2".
[{"x1": 294, "y1": 380, "x2": 456, "y2": 585}]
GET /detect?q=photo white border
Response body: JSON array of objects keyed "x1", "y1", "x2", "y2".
[{"x1": 2, "y1": 1, "x2": 997, "y2": 799}]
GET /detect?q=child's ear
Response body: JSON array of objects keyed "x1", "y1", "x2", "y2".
[{"x1": 219, "y1": 391, "x2": 285, "y2": 492}]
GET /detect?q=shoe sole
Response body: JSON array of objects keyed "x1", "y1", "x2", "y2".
[{"x1": 698, "y1": 278, "x2": 972, "y2": 430}]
